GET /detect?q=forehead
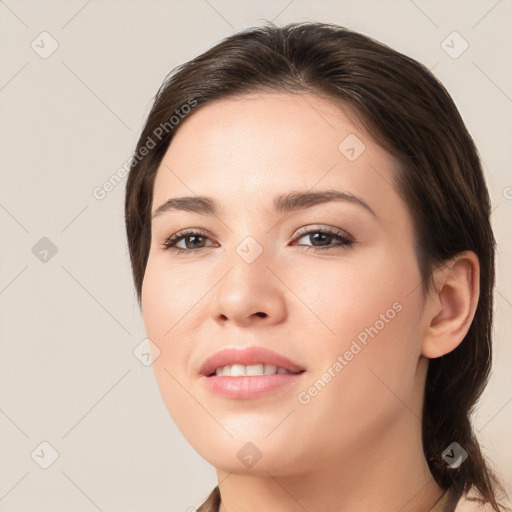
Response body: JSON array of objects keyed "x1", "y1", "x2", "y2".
[{"x1": 151, "y1": 92, "x2": 403, "y2": 224}]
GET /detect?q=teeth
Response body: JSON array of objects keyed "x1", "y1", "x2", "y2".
[
  {"x1": 246, "y1": 364, "x2": 264, "y2": 376},
  {"x1": 264, "y1": 364, "x2": 277, "y2": 375},
  {"x1": 214, "y1": 364, "x2": 293, "y2": 376},
  {"x1": 230, "y1": 364, "x2": 246, "y2": 377}
]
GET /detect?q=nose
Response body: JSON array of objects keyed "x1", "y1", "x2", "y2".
[{"x1": 211, "y1": 249, "x2": 287, "y2": 328}]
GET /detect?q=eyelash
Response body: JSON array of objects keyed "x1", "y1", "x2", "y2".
[{"x1": 161, "y1": 226, "x2": 354, "y2": 255}]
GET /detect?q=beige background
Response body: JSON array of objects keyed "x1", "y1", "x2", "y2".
[{"x1": 0, "y1": 0, "x2": 511, "y2": 510}]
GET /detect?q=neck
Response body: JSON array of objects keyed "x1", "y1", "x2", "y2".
[{"x1": 216, "y1": 409, "x2": 444, "y2": 512}]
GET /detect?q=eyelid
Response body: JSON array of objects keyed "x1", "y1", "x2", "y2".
[
  {"x1": 162, "y1": 227, "x2": 216, "y2": 248},
  {"x1": 292, "y1": 224, "x2": 353, "y2": 243},
  {"x1": 161, "y1": 224, "x2": 354, "y2": 253}
]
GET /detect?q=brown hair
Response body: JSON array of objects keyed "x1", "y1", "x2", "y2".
[{"x1": 125, "y1": 21, "x2": 507, "y2": 512}]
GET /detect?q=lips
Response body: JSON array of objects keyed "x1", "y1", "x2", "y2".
[{"x1": 199, "y1": 346, "x2": 305, "y2": 377}]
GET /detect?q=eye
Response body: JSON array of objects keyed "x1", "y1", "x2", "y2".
[
  {"x1": 161, "y1": 228, "x2": 216, "y2": 254},
  {"x1": 160, "y1": 225, "x2": 354, "y2": 255},
  {"x1": 292, "y1": 225, "x2": 354, "y2": 252}
]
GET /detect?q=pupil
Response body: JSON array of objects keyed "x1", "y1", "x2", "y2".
[
  {"x1": 188, "y1": 235, "x2": 203, "y2": 248},
  {"x1": 312, "y1": 233, "x2": 329, "y2": 246}
]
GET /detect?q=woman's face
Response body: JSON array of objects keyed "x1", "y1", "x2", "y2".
[{"x1": 141, "y1": 92, "x2": 427, "y2": 476}]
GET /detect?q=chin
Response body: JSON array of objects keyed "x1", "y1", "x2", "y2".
[{"x1": 189, "y1": 431, "x2": 305, "y2": 477}]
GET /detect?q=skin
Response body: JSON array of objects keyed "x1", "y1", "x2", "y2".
[{"x1": 141, "y1": 92, "x2": 480, "y2": 512}]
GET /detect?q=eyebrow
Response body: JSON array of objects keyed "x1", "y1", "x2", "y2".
[{"x1": 151, "y1": 189, "x2": 377, "y2": 219}]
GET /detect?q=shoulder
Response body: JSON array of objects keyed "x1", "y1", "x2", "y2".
[{"x1": 454, "y1": 487, "x2": 512, "y2": 512}]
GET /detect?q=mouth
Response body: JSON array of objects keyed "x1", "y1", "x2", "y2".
[
  {"x1": 207, "y1": 364, "x2": 304, "y2": 377},
  {"x1": 199, "y1": 346, "x2": 306, "y2": 399}
]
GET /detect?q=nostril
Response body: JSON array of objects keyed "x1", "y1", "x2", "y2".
[{"x1": 256, "y1": 312, "x2": 267, "y2": 318}]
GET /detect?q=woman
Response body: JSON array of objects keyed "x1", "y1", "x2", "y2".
[{"x1": 124, "y1": 22, "x2": 509, "y2": 512}]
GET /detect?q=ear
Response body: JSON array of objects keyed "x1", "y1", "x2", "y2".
[{"x1": 421, "y1": 251, "x2": 480, "y2": 359}]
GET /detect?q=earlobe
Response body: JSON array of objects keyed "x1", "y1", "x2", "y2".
[{"x1": 421, "y1": 251, "x2": 480, "y2": 359}]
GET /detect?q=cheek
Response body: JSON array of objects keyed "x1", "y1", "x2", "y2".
[
  {"x1": 295, "y1": 244, "x2": 418, "y2": 343},
  {"x1": 140, "y1": 261, "x2": 236, "y2": 467},
  {"x1": 283, "y1": 253, "x2": 422, "y2": 463},
  {"x1": 141, "y1": 255, "x2": 204, "y2": 344},
  {"x1": 141, "y1": 259, "x2": 200, "y2": 391},
  {"x1": 298, "y1": 244, "x2": 422, "y2": 401}
]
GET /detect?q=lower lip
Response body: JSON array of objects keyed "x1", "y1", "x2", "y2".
[{"x1": 202, "y1": 373, "x2": 305, "y2": 399}]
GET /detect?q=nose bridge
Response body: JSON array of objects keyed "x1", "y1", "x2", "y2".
[
  {"x1": 211, "y1": 228, "x2": 287, "y2": 325},
  {"x1": 222, "y1": 232, "x2": 273, "y2": 296},
  {"x1": 221, "y1": 204, "x2": 273, "y2": 272}
]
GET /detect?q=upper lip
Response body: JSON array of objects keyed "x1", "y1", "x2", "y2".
[{"x1": 199, "y1": 346, "x2": 305, "y2": 376}]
